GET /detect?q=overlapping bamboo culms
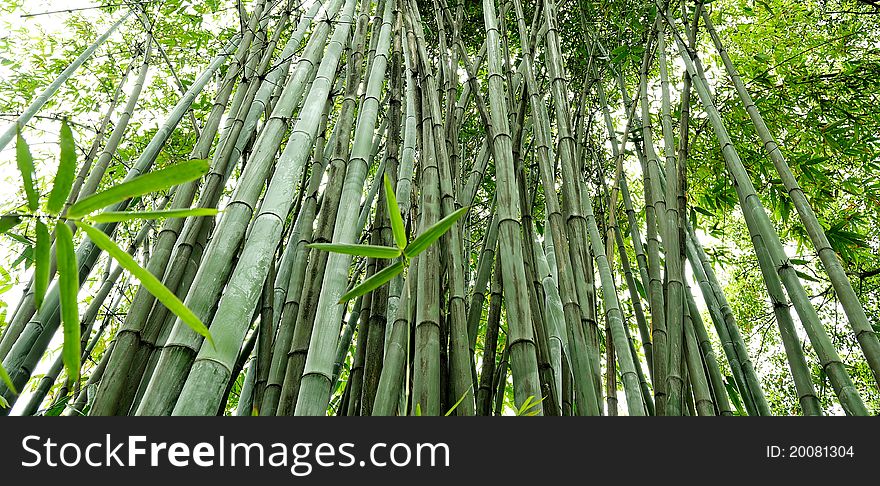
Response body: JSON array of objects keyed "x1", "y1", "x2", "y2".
[
  {"x1": 171, "y1": 0, "x2": 366, "y2": 416},
  {"x1": 662, "y1": 8, "x2": 869, "y2": 415},
  {"x1": 132, "y1": 0, "x2": 345, "y2": 416},
  {"x1": 0, "y1": 34, "x2": 242, "y2": 410},
  {"x1": 478, "y1": 0, "x2": 543, "y2": 414},
  {"x1": 293, "y1": 0, "x2": 397, "y2": 416},
  {"x1": 91, "y1": 0, "x2": 278, "y2": 416},
  {"x1": 701, "y1": 9, "x2": 880, "y2": 390}
]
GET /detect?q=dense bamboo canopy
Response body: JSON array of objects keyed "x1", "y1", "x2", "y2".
[{"x1": 1, "y1": 0, "x2": 879, "y2": 416}]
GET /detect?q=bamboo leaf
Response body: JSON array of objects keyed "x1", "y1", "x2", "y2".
[
  {"x1": 67, "y1": 159, "x2": 210, "y2": 219},
  {"x1": 724, "y1": 378, "x2": 745, "y2": 415},
  {"x1": 90, "y1": 208, "x2": 219, "y2": 223},
  {"x1": 0, "y1": 361, "x2": 17, "y2": 395},
  {"x1": 0, "y1": 215, "x2": 21, "y2": 235},
  {"x1": 55, "y1": 221, "x2": 80, "y2": 387},
  {"x1": 76, "y1": 222, "x2": 213, "y2": 346},
  {"x1": 43, "y1": 395, "x2": 70, "y2": 416},
  {"x1": 34, "y1": 220, "x2": 50, "y2": 309},
  {"x1": 443, "y1": 388, "x2": 472, "y2": 416},
  {"x1": 46, "y1": 119, "x2": 77, "y2": 215},
  {"x1": 338, "y1": 260, "x2": 405, "y2": 304},
  {"x1": 308, "y1": 242, "x2": 401, "y2": 259},
  {"x1": 795, "y1": 269, "x2": 820, "y2": 283},
  {"x1": 16, "y1": 127, "x2": 39, "y2": 212},
  {"x1": 414, "y1": 403, "x2": 422, "y2": 416},
  {"x1": 384, "y1": 174, "x2": 406, "y2": 249},
  {"x1": 404, "y1": 206, "x2": 468, "y2": 259},
  {"x1": 516, "y1": 395, "x2": 545, "y2": 416}
]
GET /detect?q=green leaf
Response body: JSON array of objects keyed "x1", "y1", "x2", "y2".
[
  {"x1": 724, "y1": 378, "x2": 745, "y2": 415},
  {"x1": 55, "y1": 222, "x2": 80, "y2": 387},
  {"x1": 795, "y1": 270, "x2": 820, "y2": 283},
  {"x1": 384, "y1": 175, "x2": 406, "y2": 250},
  {"x1": 67, "y1": 159, "x2": 210, "y2": 219},
  {"x1": 404, "y1": 206, "x2": 468, "y2": 259},
  {"x1": 46, "y1": 119, "x2": 77, "y2": 215},
  {"x1": 34, "y1": 220, "x2": 50, "y2": 310},
  {"x1": 76, "y1": 222, "x2": 213, "y2": 346},
  {"x1": 338, "y1": 260, "x2": 405, "y2": 304},
  {"x1": 16, "y1": 126, "x2": 39, "y2": 212},
  {"x1": 0, "y1": 361, "x2": 17, "y2": 395},
  {"x1": 414, "y1": 403, "x2": 422, "y2": 416},
  {"x1": 516, "y1": 395, "x2": 545, "y2": 416},
  {"x1": 90, "y1": 208, "x2": 219, "y2": 223},
  {"x1": 444, "y1": 388, "x2": 472, "y2": 416},
  {"x1": 693, "y1": 206, "x2": 714, "y2": 217},
  {"x1": 0, "y1": 215, "x2": 21, "y2": 235},
  {"x1": 0, "y1": 394, "x2": 8, "y2": 409},
  {"x1": 308, "y1": 242, "x2": 401, "y2": 259},
  {"x1": 43, "y1": 394, "x2": 70, "y2": 416}
]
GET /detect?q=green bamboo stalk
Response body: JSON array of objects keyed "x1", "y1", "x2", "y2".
[
  {"x1": 747, "y1": 224, "x2": 824, "y2": 415},
  {"x1": 346, "y1": 291, "x2": 372, "y2": 415},
  {"x1": 275, "y1": 8, "x2": 369, "y2": 413},
  {"x1": 684, "y1": 229, "x2": 763, "y2": 415},
  {"x1": 684, "y1": 284, "x2": 734, "y2": 415},
  {"x1": 410, "y1": 0, "x2": 474, "y2": 415},
  {"x1": 683, "y1": 303, "x2": 715, "y2": 416},
  {"x1": 288, "y1": 0, "x2": 390, "y2": 416},
  {"x1": 371, "y1": 257, "x2": 417, "y2": 416},
  {"x1": 260, "y1": 92, "x2": 336, "y2": 417},
  {"x1": 657, "y1": 25, "x2": 686, "y2": 416},
  {"x1": 89, "y1": 4, "x2": 271, "y2": 414}
]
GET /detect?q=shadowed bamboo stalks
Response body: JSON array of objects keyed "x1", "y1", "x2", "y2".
[
  {"x1": 294, "y1": 0, "x2": 396, "y2": 416},
  {"x1": 657, "y1": 25, "x2": 686, "y2": 416}
]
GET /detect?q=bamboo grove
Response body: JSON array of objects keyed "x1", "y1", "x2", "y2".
[{"x1": 1, "y1": 0, "x2": 879, "y2": 416}]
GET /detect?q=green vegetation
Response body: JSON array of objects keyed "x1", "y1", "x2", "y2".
[{"x1": 0, "y1": 0, "x2": 878, "y2": 416}]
